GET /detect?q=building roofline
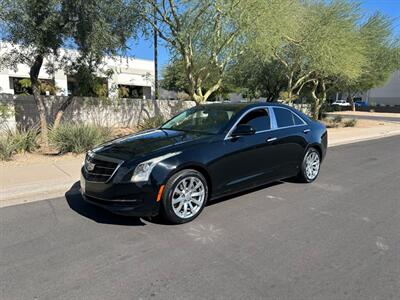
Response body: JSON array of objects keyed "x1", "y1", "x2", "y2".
[{"x1": 0, "y1": 40, "x2": 154, "y2": 64}]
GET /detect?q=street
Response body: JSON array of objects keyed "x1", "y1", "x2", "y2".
[{"x1": 1, "y1": 136, "x2": 399, "y2": 300}]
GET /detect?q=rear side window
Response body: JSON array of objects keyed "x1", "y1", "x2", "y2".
[
  {"x1": 274, "y1": 108, "x2": 304, "y2": 128},
  {"x1": 293, "y1": 114, "x2": 305, "y2": 125},
  {"x1": 239, "y1": 109, "x2": 271, "y2": 132}
]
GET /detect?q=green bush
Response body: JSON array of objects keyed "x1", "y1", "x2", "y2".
[
  {"x1": 0, "y1": 104, "x2": 13, "y2": 120},
  {"x1": 10, "y1": 127, "x2": 39, "y2": 153},
  {"x1": 343, "y1": 118, "x2": 357, "y2": 127},
  {"x1": 50, "y1": 123, "x2": 111, "y2": 154},
  {"x1": 0, "y1": 127, "x2": 39, "y2": 160},
  {"x1": 137, "y1": 116, "x2": 165, "y2": 131}
]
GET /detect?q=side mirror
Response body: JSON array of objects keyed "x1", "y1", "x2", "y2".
[{"x1": 231, "y1": 124, "x2": 256, "y2": 137}]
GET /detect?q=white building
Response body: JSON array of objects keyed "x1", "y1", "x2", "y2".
[
  {"x1": 364, "y1": 70, "x2": 400, "y2": 106},
  {"x1": 335, "y1": 70, "x2": 400, "y2": 106},
  {"x1": 0, "y1": 41, "x2": 155, "y2": 99}
]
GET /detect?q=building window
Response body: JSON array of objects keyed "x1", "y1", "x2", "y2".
[
  {"x1": 67, "y1": 75, "x2": 108, "y2": 97},
  {"x1": 10, "y1": 77, "x2": 57, "y2": 95},
  {"x1": 118, "y1": 85, "x2": 146, "y2": 99}
]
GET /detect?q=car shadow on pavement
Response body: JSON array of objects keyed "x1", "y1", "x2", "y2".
[
  {"x1": 65, "y1": 180, "x2": 287, "y2": 225},
  {"x1": 65, "y1": 182, "x2": 145, "y2": 226},
  {"x1": 207, "y1": 181, "x2": 284, "y2": 206}
]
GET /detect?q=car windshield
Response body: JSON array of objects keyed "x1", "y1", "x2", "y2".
[{"x1": 161, "y1": 106, "x2": 239, "y2": 134}]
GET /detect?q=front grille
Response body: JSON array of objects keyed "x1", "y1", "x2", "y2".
[{"x1": 83, "y1": 153, "x2": 122, "y2": 182}]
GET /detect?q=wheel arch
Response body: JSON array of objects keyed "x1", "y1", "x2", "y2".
[
  {"x1": 172, "y1": 163, "x2": 213, "y2": 198},
  {"x1": 306, "y1": 143, "x2": 323, "y2": 160}
]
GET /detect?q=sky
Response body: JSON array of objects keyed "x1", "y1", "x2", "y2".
[{"x1": 127, "y1": 0, "x2": 400, "y2": 75}]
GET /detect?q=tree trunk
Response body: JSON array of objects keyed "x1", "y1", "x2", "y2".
[
  {"x1": 53, "y1": 95, "x2": 75, "y2": 129},
  {"x1": 203, "y1": 80, "x2": 222, "y2": 102},
  {"x1": 29, "y1": 55, "x2": 49, "y2": 147},
  {"x1": 310, "y1": 79, "x2": 326, "y2": 120},
  {"x1": 189, "y1": 81, "x2": 222, "y2": 105},
  {"x1": 191, "y1": 92, "x2": 204, "y2": 105},
  {"x1": 347, "y1": 93, "x2": 356, "y2": 112},
  {"x1": 287, "y1": 73, "x2": 293, "y2": 102},
  {"x1": 311, "y1": 81, "x2": 320, "y2": 120}
]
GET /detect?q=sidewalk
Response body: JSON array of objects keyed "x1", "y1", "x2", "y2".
[
  {"x1": 328, "y1": 124, "x2": 400, "y2": 146},
  {"x1": 1, "y1": 124, "x2": 400, "y2": 208},
  {"x1": 0, "y1": 156, "x2": 83, "y2": 207}
]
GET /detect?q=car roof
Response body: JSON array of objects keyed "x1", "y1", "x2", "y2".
[{"x1": 198, "y1": 102, "x2": 291, "y2": 111}]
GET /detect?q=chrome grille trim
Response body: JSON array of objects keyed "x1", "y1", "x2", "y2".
[{"x1": 83, "y1": 151, "x2": 124, "y2": 183}]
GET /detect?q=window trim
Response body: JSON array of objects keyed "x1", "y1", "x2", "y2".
[
  {"x1": 224, "y1": 105, "x2": 307, "y2": 140},
  {"x1": 271, "y1": 106, "x2": 308, "y2": 129},
  {"x1": 225, "y1": 107, "x2": 271, "y2": 140}
]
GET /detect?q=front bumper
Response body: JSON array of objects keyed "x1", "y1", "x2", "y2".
[{"x1": 80, "y1": 171, "x2": 161, "y2": 217}]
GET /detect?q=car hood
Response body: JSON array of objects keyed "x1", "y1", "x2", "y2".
[{"x1": 91, "y1": 129, "x2": 211, "y2": 161}]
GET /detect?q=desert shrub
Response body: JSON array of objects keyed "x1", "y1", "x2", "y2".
[
  {"x1": 10, "y1": 127, "x2": 39, "y2": 153},
  {"x1": 137, "y1": 116, "x2": 165, "y2": 131},
  {"x1": 343, "y1": 118, "x2": 357, "y2": 127},
  {"x1": 323, "y1": 116, "x2": 340, "y2": 128},
  {"x1": 50, "y1": 123, "x2": 112, "y2": 154},
  {"x1": 333, "y1": 115, "x2": 342, "y2": 123},
  {"x1": 323, "y1": 116, "x2": 357, "y2": 128},
  {"x1": 0, "y1": 135, "x2": 17, "y2": 160},
  {"x1": 323, "y1": 118, "x2": 340, "y2": 128},
  {"x1": 0, "y1": 127, "x2": 39, "y2": 160},
  {"x1": 0, "y1": 104, "x2": 13, "y2": 119}
]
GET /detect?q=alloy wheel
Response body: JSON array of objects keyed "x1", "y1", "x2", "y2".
[
  {"x1": 171, "y1": 176, "x2": 206, "y2": 219},
  {"x1": 305, "y1": 151, "x2": 320, "y2": 180}
]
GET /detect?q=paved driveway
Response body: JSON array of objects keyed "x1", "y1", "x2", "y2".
[{"x1": 1, "y1": 136, "x2": 399, "y2": 300}]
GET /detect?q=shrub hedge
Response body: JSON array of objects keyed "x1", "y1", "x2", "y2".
[{"x1": 49, "y1": 123, "x2": 111, "y2": 154}]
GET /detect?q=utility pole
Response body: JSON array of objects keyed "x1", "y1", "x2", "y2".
[{"x1": 153, "y1": 3, "x2": 158, "y2": 100}]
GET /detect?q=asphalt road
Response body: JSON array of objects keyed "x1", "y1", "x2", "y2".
[{"x1": 1, "y1": 136, "x2": 399, "y2": 300}]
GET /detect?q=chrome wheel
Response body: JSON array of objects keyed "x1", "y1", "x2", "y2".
[
  {"x1": 305, "y1": 151, "x2": 320, "y2": 180},
  {"x1": 171, "y1": 176, "x2": 206, "y2": 219}
]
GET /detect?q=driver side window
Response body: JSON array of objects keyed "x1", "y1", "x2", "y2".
[{"x1": 238, "y1": 109, "x2": 271, "y2": 132}]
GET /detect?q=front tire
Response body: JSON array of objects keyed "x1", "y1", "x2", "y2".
[
  {"x1": 161, "y1": 169, "x2": 208, "y2": 224},
  {"x1": 297, "y1": 147, "x2": 321, "y2": 183}
]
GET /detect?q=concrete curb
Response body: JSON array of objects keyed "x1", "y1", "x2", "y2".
[{"x1": 1, "y1": 130, "x2": 400, "y2": 209}]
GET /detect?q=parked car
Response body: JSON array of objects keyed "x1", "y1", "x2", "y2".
[
  {"x1": 332, "y1": 100, "x2": 351, "y2": 106},
  {"x1": 355, "y1": 101, "x2": 368, "y2": 107},
  {"x1": 81, "y1": 103, "x2": 328, "y2": 224}
]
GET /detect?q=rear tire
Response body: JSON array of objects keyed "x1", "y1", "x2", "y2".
[
  {"x1": 161, "y1": 169, "x2": 208, "y2": 224},
  {"x1": 297, "y1": 147, "x2": 321, "y2": 183}
]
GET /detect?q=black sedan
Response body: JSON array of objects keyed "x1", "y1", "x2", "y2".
[{"x1": 81, "y1": 103, "x2": 327, "y2": 224}]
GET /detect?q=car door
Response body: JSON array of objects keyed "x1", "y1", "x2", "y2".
[
  {"x1": 210, "y1": 108, "x2": 280, "y2": 195},
  {"x1": 269, "y1": 107, "x2": 309, "y2": 178}
]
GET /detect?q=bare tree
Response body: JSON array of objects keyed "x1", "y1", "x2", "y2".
[{"x1": 140, "y1": 0, "x2": 249, "y2": 104}]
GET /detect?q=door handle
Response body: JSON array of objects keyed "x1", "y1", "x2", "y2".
[
  {"x1": 266, "y1": 137, "x2": 278, "y2": 143},
  {"x1": 303, "y1": 129, "x2": 311, "y2": 134}
]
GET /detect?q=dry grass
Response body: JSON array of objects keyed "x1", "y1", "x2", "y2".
[{"x1": 323, "y1": 116, "x2": 357, "y2": 128}]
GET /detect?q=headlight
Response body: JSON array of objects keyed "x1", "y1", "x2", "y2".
[
  {"x1": 82, "y1": 151, "x2": 93, "y2": 167},
  {"x1": 131, "y1": 152, "x2": 181, "y2": 182}
]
